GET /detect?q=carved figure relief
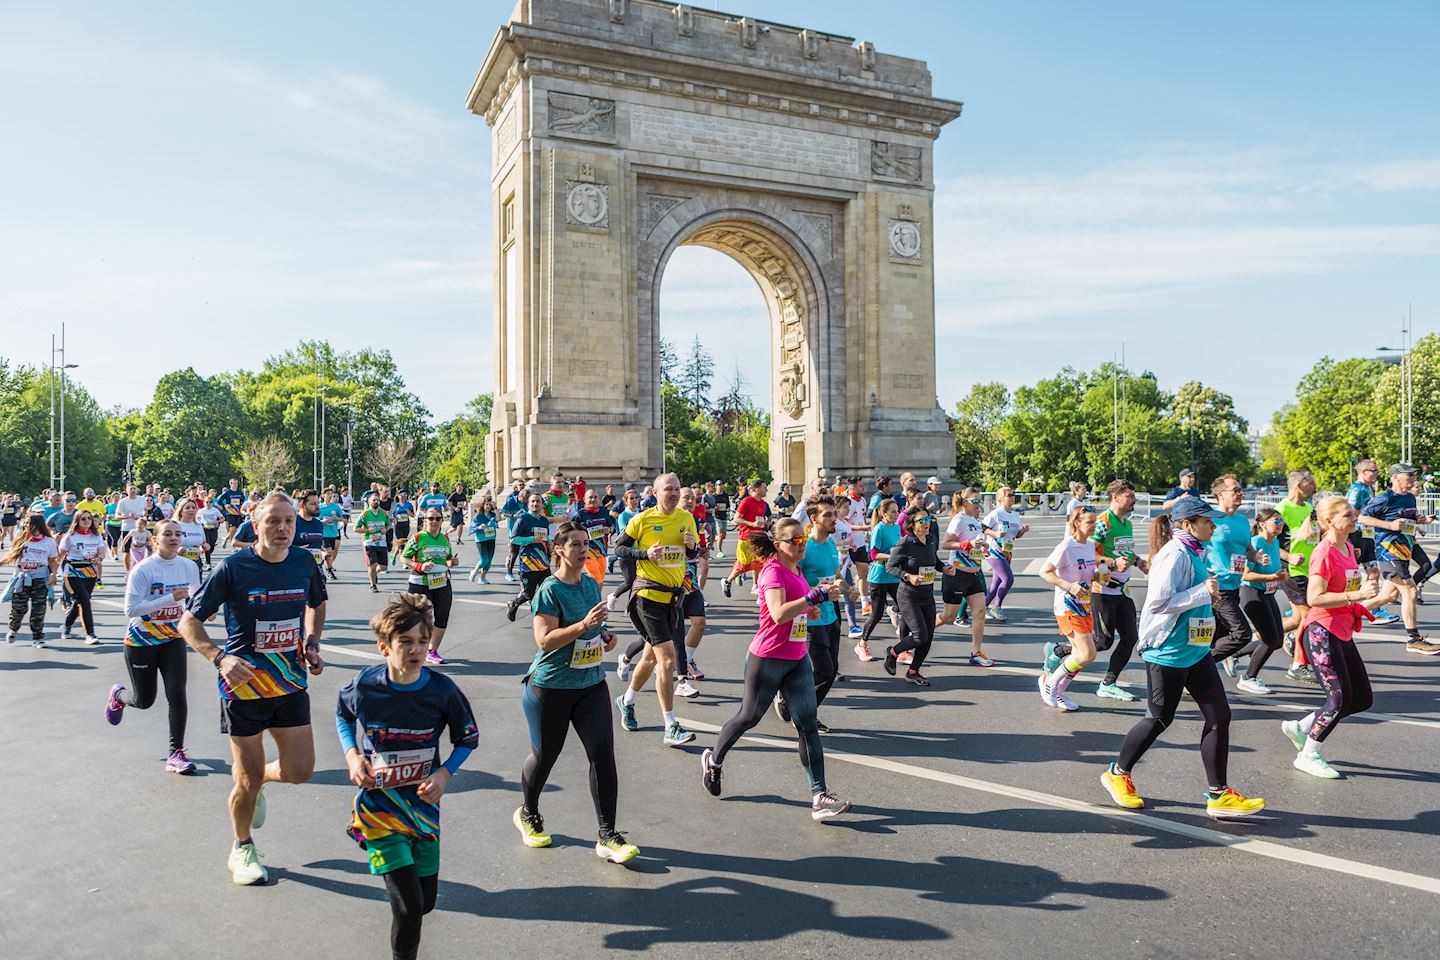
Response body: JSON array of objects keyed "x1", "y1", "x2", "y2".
[
  {"x1": 548, "y1": 93, "x2": 616, "y2": 140},
  {"x1": 565, "y1": 181, "x2": 609, "y2": 228},
  {"x1": 888, "y1": 219, "x2": 922, "y2": 260},
  {"x1": 871, "y1": 140, "x2": 922, "y2": 181},
  {"x1": 779, "y1": 373, "x2": 803, "y2": 419}
]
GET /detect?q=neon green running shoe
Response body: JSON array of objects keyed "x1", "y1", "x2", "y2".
[
  {"x1": 513, "y1": 806, "x2": 552, "y2": 848},
  {"x1": 595, "y1": 832, "x2": 639, "y2": 864}
]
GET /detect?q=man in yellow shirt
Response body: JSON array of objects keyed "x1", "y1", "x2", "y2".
[
  {"x1": 76, "y1": 488, "x2": 107, "y2": 519},
  {"x1": 613, "y1": 473, "x2": 698, "y2": 747}
]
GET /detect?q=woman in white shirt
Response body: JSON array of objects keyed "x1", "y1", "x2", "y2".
[
  {"x1": 59, "y1": 510, "x2": 107, "y2": 645},
  {"x1": 170, "y1": 497, "x2": 207, "y2": 577},
  {"x1": 940, "y1": 488, "x2": 1002, "y2": 666},
  {"x1": 1037, "y1": 507, "x2": 1105, "y2": 711},
  {"x1": 982, "y1": 487, "x2": 1030, "y2": 621}
]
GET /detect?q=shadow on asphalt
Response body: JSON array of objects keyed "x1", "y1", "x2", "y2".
[{"x1": 0, "y1": 659, "x2": 97, "y2": 670}]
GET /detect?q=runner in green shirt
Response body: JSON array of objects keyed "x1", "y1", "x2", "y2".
[
  {"x1": 356, "y1": 493, "x2": 393, "y2": 593},
  {"x1": 402, "y1": 509, "x2": 458, "y2": 664}
]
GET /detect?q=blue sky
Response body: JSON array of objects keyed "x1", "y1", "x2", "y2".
[{"x1": 2, "y1": 1, "x2": 1436, "y2": 432}]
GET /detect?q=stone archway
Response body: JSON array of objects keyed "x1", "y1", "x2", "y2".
[{"x1": 468, "y1": 0, "x2": 963, "y2": 485}]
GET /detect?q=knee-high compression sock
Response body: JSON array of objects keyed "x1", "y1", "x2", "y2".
[{"x1": 1048, "y1": 658, "x2": 1083, "y2": 695}]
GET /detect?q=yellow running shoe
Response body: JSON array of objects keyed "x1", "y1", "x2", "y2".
[
  {"x1": 512, "y1": 806, "x2": 552, "y2": 848},
  {"x1": 595, "y1": 832, "x2": 639, "y2": 864},
  {"x1": 1205, "y1": 788, "x2": 1265, "y2": 820},
  {"x1": 1100, "y1": 764, "x2": 1144, "y2": 809}
]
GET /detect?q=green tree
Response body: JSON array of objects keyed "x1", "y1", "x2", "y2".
[
  {"x1": 951, "y1": 382, "x2": 1010, "y2": 487},
  {"x1": 129, "y1": 368, "x2": 247, "y2": 490},
  {"x1": 1370, "y1": 333, "x2": 1440, "y2": 470},
  {"x1": 676, "y1": 336, "x2": 715, "y2": 412},
  {"x1": 662, "y1": 382, "x2": 770, "y2": 483},
  {"x1": 1274, "y1": 357, "x2": 1389, "y2": 489},
  {"x1": 998, "y1": 368, "x2": 1088, "y2": 489},
  {"x1": 230, "y1": 342, "x2": 430, "y2": 489},
  {"x1": 425, "y1": 394, "x2": 491, "y2": 491},
  {"x1": 1166, "y1": 380, "x2": 1253, "y2": 484},
  {"x1": 0, "y1": 361, "x2": 114, "y2": 493}
]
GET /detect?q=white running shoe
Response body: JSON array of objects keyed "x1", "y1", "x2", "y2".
[
  {"x1": 1221, "y1": 657, "x2": 1238, "y2": 678},
  {"x1": 468, "y1": 569, "x2": 479, "y2": 583},
  {"x1": 1235, "y1": 676, "x2": 1273, "y2": 696},
  {"x1": 84, "y1": 635, "x2": 101, "y2": 646},
  {"x1": 5, "y1": 630, "x2": 15, "y2": 644},
  {"x1": 228, "y1": 843, "x2": 269, "y2": 885},
  {"x1": 616, "y1": 652, "x2": 635, "y2": 684},
  {"x1": 1038, "y1": 675, "x2": 1060, "y2": 709},
  {"x1": 1280, "y1": 719, "x2": 1307, "y2": 753},
  {"x1": 674, "y1": 679, "x2": 699, "y2": 699},
  {"x1": 605, "y1": 594, "x2": 619, "y2": 613},
  {"x1": 60, "y1": 628, "x2": 72, "y2": 641},
  {"x1": 1055, "y1": 691, "x2": 1079, "y2": 712},
  {"x1": 1293, "y1": 751, "x2": 1341, "y2": 779}
]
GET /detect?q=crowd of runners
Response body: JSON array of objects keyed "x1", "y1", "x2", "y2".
[{"x1": 5, "y1": 460, "x2": 1438, "y2": 959}]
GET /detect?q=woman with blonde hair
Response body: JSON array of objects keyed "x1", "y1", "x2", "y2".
[
  {"x1": 1038, "y1": 506, "x2": 1103, "y2": 710},
  {"x1": 1281, "y1": 495, "x2": 1378, "y2": 778},
  {"x1": 982, "y1": 486, "x2": 1029, "y2": 621},
  {"x1": 59, "y1": 509, "x2": 106, "y2": 644}
]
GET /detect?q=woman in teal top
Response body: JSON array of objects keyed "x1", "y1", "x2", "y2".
[
  {"x1": 515, "y1": 521, "x2": 638, "y2": 864},
  {"x1": 1100, "y1": 498, "x2": 1266, "y2": 821},
  {"x1": 856, "y1": 499, "x2": 901, "y2": 662},
  {"x1": 467, "y1": 495, "x2": 499, "y2": 584},
  {"x1": 1216, "y1": 509, "x2": 1287, "y2": 694}
]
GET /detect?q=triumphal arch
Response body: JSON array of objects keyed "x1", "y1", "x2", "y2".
[{"x1": 469, "y1": 0, "x2": 963, "y2": 485}]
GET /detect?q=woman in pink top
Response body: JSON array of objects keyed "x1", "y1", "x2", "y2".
[
  {"x1": 700, "y1": 517, "x2": 851, "y2": 822},
  {"x1": 1283, "y1": 495, "x2": 1378, "y2": 779}
]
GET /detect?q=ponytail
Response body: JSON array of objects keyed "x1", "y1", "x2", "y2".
[
  {"x1": 1149, "y1": 514, "x2": 1174, "y2": 556},
  {"x1": 1252, "y1": 507, "x2": 1278, "y2": 537}
]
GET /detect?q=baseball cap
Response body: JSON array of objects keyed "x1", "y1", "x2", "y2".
[
  {"x1": 927, "y1": 476, "x2": 941, "y2": 485},
  {"x1": 1169, "y1": 498, "x2": 1224, "y2": 521},
  {"x1": 1179, "y1": 468, "x2": 1196, "y2": 478},
  {"x1": 1390, "y1": 462, "x2": 1418, "y2": 478}
]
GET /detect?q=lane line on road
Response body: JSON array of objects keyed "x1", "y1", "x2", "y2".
[{"x1": 677, "y1": 717, "x2": 1440, "y2": 897}]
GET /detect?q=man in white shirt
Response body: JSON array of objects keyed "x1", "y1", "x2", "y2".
[{"x1": 116, "y1": 483, "x2": 148, "y2": 535}]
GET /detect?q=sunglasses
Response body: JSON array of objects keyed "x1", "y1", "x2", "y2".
[
  {"x1": 913, "y1": 518, "x2": 933, "y2": 525},
  {"x1": 965, "y1": 498, "x2": 982, "y2": 505},
  {"x1": 776, "y1": 534, "x2": 807, "y2": 546}
]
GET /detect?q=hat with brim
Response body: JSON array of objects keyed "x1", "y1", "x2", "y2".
[
  {"x1": 1169, "y1": 498, "x2": 1225, "y2": 521},
  {"x1": 1390, "y1": 462, "x2": 1418, "y2": 478}
]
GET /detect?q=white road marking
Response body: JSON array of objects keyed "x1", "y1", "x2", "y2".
[{"x1": 678, "y1": 717, "x2": 1440, "y2": 897}]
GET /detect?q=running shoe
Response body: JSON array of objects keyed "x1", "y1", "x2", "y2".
[
  {"x1": 810, "y1": 792, "x2": 852, "y2": 821},
  {"x1": 1405, "y1": 638, "x2": 1440, "y2": 656},
  {"x1": 1095, "y1": 682, "x2": 1136, "y2": 702},
  {"x1": 505, "y1": 572, "x2": 516, "y2": 583},
  {"x1": 663, "y1": 721, "x2": 695, "y2": 747},
  {"x1": 251, "y1": 788, "x2": 266, "y2": 829},
  {"x1": 369, "y1": 584, "x2": 379, "y2": 594},
  {"x1": 104, "y1": 683, "x2": 126, "y2": 725},
  {"x1": 479, "y1": 576, "x2": 490, "y2": 585},
  {"x1": 327, "y1": 569, "x2": 338, "y2": 582},
  {"x1": 84, "y1": 635, "x2": 100, "y2": 646},
  {"x1": 968, "y1": 653, "x2": 995, "y2": 668},
  {"x1": 958, "y1": 616, "x2": 971, "y2": 627},
  {"x1": 860, "y1": 601, "x2": 872, "y2": 617},
  {"x1": 1101, "y1": 764, "x2": 1144, "y2": 809},
  {"x1": 595, "y1": 831, "x2": 640, "y2": 864},
  {"x1": 1042, "y1": 642, "x2": 1062, "y2": 676},
  {"x1": 425, "y1": 650, "x2": 446, "y2": 665},
  {"x1": 1221, "y1": 656, "x2": 1238, "y2": 678},
  {"x1": 166, "y1": 749, "x2": 197, "y2": 775},
  {"x1": 604, "y1": 594, "x2": 618, "y2": 613},
  {"x1": 1293, "y1": 751, "x2": 1341, "y2": 779},
  {"x1": 848, "y1": 626, "x2": 864, "y2": 639},
  {"x1": 701, "y1": 748, "x2": 723, "y2": 796},
  {"x1": 883, "y1": 647, "x2": 898, "y2": 676},
  {"x1": 615, "y1": 695, "x2": 639, "y2": 732},
  {"x1": 1055, "y1": 691, "x2": 1079, "y2": 712},
  {"x1": 1285, "y1": 664, "x2": 1320, "y2": 685},
  {"x1": 674, "y1": 679, "x2": 699, "y2": 699},
  {"x1": 905, "y1": 670, "x2": 930, "y2": 687},
  {"x1": 1372, "y1": 609, "x2": 1401, "y2": 625},
  {"x1": 854, "y1": 641, "x2": 876, "y2": 662},
  {"x1": 721, "y1": 579, "x2": 732, "y2": 599},
  {"x1": 228, "y1": 843, "x2": 268, "y2": 885},
  {"x1": 616, "y1": 652, "x2": 634, "y2": 684},
  {"x1": 1235, "y1": 676, "x2": 1273, "y2": 695},
  {"x1": 1038, "y1": 675, "x2": 1060, "y2": 709},
  {"x1": 468, "y1": 569, "x2": 479, "y2": 583},
  {"x1": 896, "y1": 650, "x2": 914, "y2": 665},
  {"x1": 60, "y1": 628, "x2": 72, "y2": 641},
  {"x1": 1204, "y1": 788, "x2": 1265, "y2": 820},
  {"x1": 505, "y1": 599, "x2": 519, "y2": 622},
  {"x1": 814, "y1": 719, "x2": 830, "y2": 733},
  {"x1": 5, "y1": 630, "x2": 15, "y2": 644},
  {"x1": 749, "y1": 585, "x2": 759, "y2": 596},
  {"x1": 1280, "y1": 719, "x2": 1307, "y2": 752},
  {"x1": 686, "y1": 658, "x2": 705, "y2": 680},
  {"x1": 991, "y1": 608, "x2": 1008, "y2": 623},
  {"x1": 774, "y1": 697, "x2": 792, "y2": 723},
  {"x1": 31, "y1": 638, "x2": 46, "y2": 648},
  {"x1": 1282, "y1": 633, "x2": 1295, "y2": 656},
  {"x1": 513, "y1": 806, "x2": 552, "y2": 848}
]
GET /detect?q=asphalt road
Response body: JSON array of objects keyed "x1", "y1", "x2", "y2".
[{"x1": 4, "y1": 518, "x2": 1439, "y2": 960}]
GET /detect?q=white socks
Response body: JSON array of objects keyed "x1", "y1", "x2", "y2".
[{"x1": 622, "y1": 688, "x2": 637, "y2": 706}]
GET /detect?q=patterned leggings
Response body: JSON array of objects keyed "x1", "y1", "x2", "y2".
[{"x1": 1302, "y1": 625, "x2": 1373, "y2": 743}]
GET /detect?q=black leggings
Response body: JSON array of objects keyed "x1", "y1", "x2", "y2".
[
  {"x1": 1302, "y1": 624, "x2": 1373, "y2": 743},
  {"x1": 860, "y1": 582, "x2": 899, "y2": 644},
  {"x1": 892, "y1": 586, "x2": 937, "y2": 671},
  {"x1": 1226, "y1": 587, "x2": 1285, "y2": 679},
  {"x1": 510, "y1": 569, "x2": 549, "y2": 610},
  {"x1": 406, "y1": 582, "x2": 452, "y2": 629},
  {"x1": 382, "y1": 865, "x2": 437, "y2": 960},
  {"x1": 1094, "y1": 592, "x2": 1140, "y2": 685},
  {"x1": 1117, "y1": 656, "x2": 1231, "y2": 790},
  {"x1": 714, "y1": 653, "x2": 825, "y2": 796},
  {"x1": 64, "y1": 577, "x2": 97, "y2": 635},
  {"x1": 121, "y1": 639, "x2": 189, "y2": 752},
  {"x1": 1209, "y1": 589, "x2": 1250, "y2": 655},
  {"x1": 776, "y1": 619, "x2": 840, "y2": 711},
  {"x1": 520, "y1": 679, "x2": 618, "y2": 836}
]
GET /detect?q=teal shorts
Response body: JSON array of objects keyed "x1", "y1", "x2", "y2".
[{"x1": 365, "y1": 833, "x2": 440, "y2": 877}]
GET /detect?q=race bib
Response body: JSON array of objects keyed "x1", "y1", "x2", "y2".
[
  {"x1": 970, "y1": 540, "x2": 987, "y2": 561},
  {"x1": 658, "y1": 544, "x2": 685, "y2": 569},
  {"x1": 371, "y1": 749, "x2": 433, "y2": 790},
  {"x1": 1344, "y1": 570, "x2": 1361, "y2": 593},
  {"x1": 254, "y1": 617, "x2": 302, "y2": 653},
  {"x1": 789, "y1": 618, "x2": 808, "y2": 641},
  {"x1": 1229, "y1": 554, "x2": 1247, "y2": 575},
  {"x1": 182, "y1": 547, "x2": 201, "y2": 561},
  {"x1": 1399, "y1": 519, "x2": 1418, "y2": 538},
  {"x1": 425, "y1": 571, "x2": 449, "y2": 588},
  {"x1": 310, "y1": 548, "x2": 326, "y2": 565},
  {"x1": 588, "y1": 525, "x2": 607, "y2": 540},
  {"x1": 1362, "y1": 525, "x2": 1375, "y2": 539},
  {"x1": 532, "y1": 527, "x2": 548, "y2": 542},
  {"x1": 1264, "y1": 580, "x2": 1278, "y2": 595},
  {"x1": 570, "y1": 636, "x2": 603, "y2": 668},
  {"x1": 918, "y1": 566, "x2": 937, "y2": 585},
  {"x1": 153, "y1": 603, "x2": 183, "y2": 623},
  {"x1": 1114, "y1": 536, "x2": 1134, "y2": 558},
  {"x1": 1187, "y1": 616, "x2": 1216, "y2": 647}
]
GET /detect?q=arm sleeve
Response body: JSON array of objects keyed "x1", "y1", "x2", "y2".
[
  {"x1": 441, "y1": 681, "x2": 480, "y2": 774},
  {"x1": 612, "y1": 529, "x2": 646, "y2": 560},
  {"x1": 885, "y1": 543, "x2": 910, "y2": 579}
]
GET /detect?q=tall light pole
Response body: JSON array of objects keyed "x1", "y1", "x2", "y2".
[
  {"x1": 58, "y1": 322, "x2": 77, "y2": 491},
  {"x1": 49, "y1": 335, "x2": 56, "y2": 489},
  {"x1": 1377, "y1": 305, "x2": 1414, "y2": 465}
]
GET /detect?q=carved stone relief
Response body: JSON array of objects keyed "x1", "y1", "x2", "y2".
[
  {"x1": 565, "y1": 181, "x2": 610, "y2": 228},
  {"x1": 871, "y1": 140, "x2": 922, "y2": 182},
  {"x1": 888, "y1": 219, "x2": 922, "y2": 261},
  {"x1": 548, "y1": 92, "x2": 616, "y2": 141}
]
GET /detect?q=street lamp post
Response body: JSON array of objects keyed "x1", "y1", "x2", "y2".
[{"x1": 1376, "y1": 305, "x2": 1414, "y2": 465}]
